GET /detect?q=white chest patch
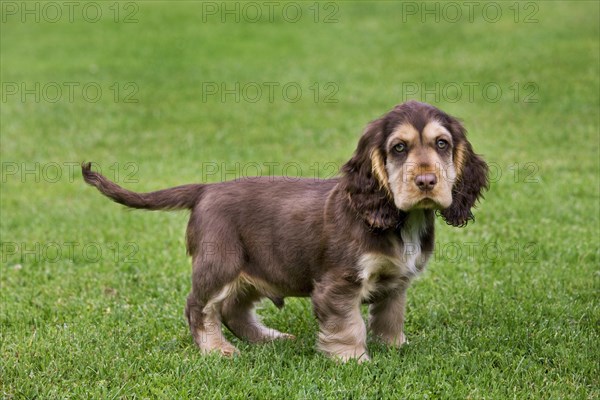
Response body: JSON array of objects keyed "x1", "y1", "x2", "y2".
[{"x1": 358, "y1": 211, "x2": 429, "y2": 300}]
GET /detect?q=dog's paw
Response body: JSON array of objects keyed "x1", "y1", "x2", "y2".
[
  {"x1": 199, "y1": 341, "x2": 240, "y2": 357},
  {"x1": 335, "y1": 351, "x2": 371, "y2": 364},
  {"x1": 378, "y1": 332, "x2": 408, "y2": 348},
  {"x1": 324, "y1": 345, "x2": 371, "y2": 363},
  {"x1": 219, "y1": 343, "x2": 240, "y2": 357},
  {"x1": 249, "y1": 328, "x2": 296, "y2": 343},
  {"x1": 274, "y1": 332, "x2": 296, "y2": 341}
]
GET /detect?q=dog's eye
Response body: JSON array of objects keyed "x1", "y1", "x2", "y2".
[
  {"x1": 393, "y1": 143, "x2": 406, "y2": 153},
  {"x1": 436, "y1": 139, "x2": 449, "y2": 150}
]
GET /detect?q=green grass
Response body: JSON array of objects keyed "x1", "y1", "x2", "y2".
[{"x1": 1, "y1": 1, "x2": 599, "y2": 398}]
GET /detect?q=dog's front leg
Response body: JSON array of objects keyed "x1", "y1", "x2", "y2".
[
  {"x1": 312, "y1": 275, "x2": 369, "y2": 363},
  {"x1": 369, "y1": 284, "x2": 409, "y2": 347}
]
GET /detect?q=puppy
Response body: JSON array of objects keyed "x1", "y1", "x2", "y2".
[{"x1": 82, "y1": 101, "x2": 488, "y2": 362}]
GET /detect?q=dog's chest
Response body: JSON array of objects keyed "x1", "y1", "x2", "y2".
[{"x1": 358, "y1": 213, "x2": 429, "y2": 300}]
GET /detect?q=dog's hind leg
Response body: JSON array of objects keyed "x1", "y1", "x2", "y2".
[
  {"x1": 221, "y1": 283, "x2": 295, "y2": 343},
  {"x1": 185, "y1": 248, "x2": 241, "y2": 356},
  {"x1": 185, "y1": 287, "x2": 240, "y2": 356}
]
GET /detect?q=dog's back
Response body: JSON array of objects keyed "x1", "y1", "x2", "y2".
[{"x1": 188, "y1": 176, "x2": 339, "y2": 295}]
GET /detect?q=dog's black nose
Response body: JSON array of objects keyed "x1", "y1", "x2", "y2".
[{"x1": 415, "y1": 173, "x2": 437, "y2": 191}]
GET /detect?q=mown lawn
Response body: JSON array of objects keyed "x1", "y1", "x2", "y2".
[{"x1": 1, "y1": 1, "x2": 598, "y2": 398}]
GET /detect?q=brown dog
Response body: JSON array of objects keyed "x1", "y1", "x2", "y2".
[{"x1": 82, "y1": 101, "x2": 488, "y2": 362}]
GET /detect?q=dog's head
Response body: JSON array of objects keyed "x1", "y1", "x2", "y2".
[{"x1": 341, "y1": 101, "x2": 489, "y2": 229}]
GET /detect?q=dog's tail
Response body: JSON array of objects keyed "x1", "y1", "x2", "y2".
[{"x1": 81, "y1": 162, "x2": 204, "y2": 211}]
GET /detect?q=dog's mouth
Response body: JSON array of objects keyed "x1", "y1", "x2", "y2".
[
  {"x1": 414, "y1": 197, "x2": 439, "y2": 209},
  {"x1": 411, "y1": 192, "x2": 454, "y2": 210},
  {"x1": 395, "y1": 190, "x2": 452, "y2": 212}
]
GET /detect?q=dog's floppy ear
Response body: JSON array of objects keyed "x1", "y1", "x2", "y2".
[
  {"x1": 341, "y1": 118, "x2": 404, "y2": 230},
  {"x1": 440, "y1": 118, "x2": 489, "y2": 227}
]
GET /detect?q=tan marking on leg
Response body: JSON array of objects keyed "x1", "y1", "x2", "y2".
[
  {"x1": 196, "y1": 283, "x2": 240, "y2": 356},
  {"x1": 369, "y1": 287, "x2": 409, "y2": 347},
  {"x1": 233, "y1": 310, "x2": 295, "y2": 343},
  {"x1": 222, "y1": 274, "x2": 295, "y2": 343},
  {"x1": 317, "y1": 300, "x2": 370, "y2": 363}
]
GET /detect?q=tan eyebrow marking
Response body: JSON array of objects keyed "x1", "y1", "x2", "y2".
[
  {"x1": 422, "y1": 121, "x2": 452, "y2": 143},
  {"x1": 387, "y1": 123, "x2": 419, "y2": 150}
]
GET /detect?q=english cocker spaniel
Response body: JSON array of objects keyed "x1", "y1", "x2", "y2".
[{"x1": 82, "y1": 101, "x2": 488, "y2": 362}]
